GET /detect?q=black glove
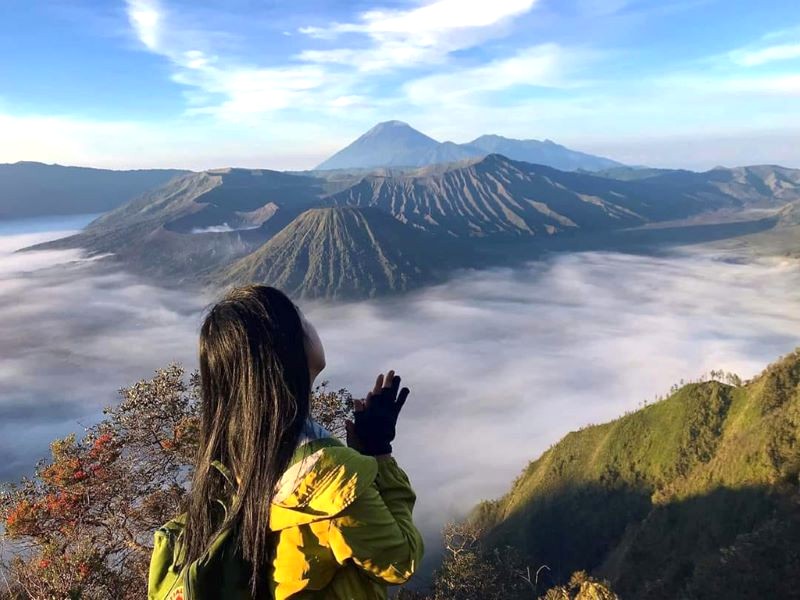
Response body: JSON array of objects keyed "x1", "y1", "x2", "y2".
[{"x1": 351, "y1": 373, "x2": 409, "y2": 456}]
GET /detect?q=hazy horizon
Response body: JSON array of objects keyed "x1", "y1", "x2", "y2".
[
  {"x1": 4, "y1": 124, "x2": 800, "y2": 174},
  {"x1": 0, "y1": 124, "x2": 800, "y2": 172}
]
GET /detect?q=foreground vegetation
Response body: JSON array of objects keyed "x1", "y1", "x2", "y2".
[
  {"x1": 473, "y1": 349, "x2": 800, "y2": 599},
  {"x1": 2, "y1": 349, "x2": 798, "y2": 598},
  {"x1": 0, "y1": 366, "x2": 352, "y2": 599}
]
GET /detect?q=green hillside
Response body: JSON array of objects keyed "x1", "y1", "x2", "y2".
[{"x1": 473, "y1": 350, "x2": 800, "y2": 599}]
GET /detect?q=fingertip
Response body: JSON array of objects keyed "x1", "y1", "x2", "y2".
[{"x1": 397, "y1": 387, "x2": 410, "y2": 408}]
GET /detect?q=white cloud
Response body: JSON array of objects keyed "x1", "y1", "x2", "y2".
[
  {"x1": 4, "y1": 222, "x2": 800, "y2": 537},
  {"x1": 122, "y1": 0, "x2": 543, "y2": 116},
  {"x1": 179, "y1": 62, "x2": 333, "y2": 116},
  {"x1": 298, "y1": 0, "x2": 539, "y2": 71},
  {"x1": 404, "y1": 44, "x2": 592, "y2": 105},
  {"x1": 723, "y1": 26, "x2": 800, "y2": 67},
  {"x1": 124, "y1": 0, "x2": 334, "y2": 119},
  {"x1": 730, "y1": 42, "x2": 800, "y2": 67},
  {"x1": 301, "y1": 0, "x2": 536, "y2": 37},
  {"x1": 126, "y1": 0, "x2": 162, "y2": 51}
]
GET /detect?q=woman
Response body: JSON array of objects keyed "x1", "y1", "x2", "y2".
[{"x1": 148, "y1": 285, "x2": 423, "y2": 600}]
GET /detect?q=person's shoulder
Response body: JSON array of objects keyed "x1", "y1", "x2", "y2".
[{"x1": 272, "y1": 421, "x2": 378, "y2": 514}]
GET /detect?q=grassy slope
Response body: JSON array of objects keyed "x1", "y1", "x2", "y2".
[{"x1": 473, "y1": 350, "x2": 800, "y2": 599}]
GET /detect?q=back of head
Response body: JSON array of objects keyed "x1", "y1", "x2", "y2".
[{"x1": 185, "y1": 285, "x2": 311, "y2": 597}]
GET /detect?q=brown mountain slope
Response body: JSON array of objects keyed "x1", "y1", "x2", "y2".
[
  {"x1": 214, "y1": 207, "x2": 450, "y2": 299},
  {"x1": 328, "y1": 154, "x2": 750, "y2": 238}
]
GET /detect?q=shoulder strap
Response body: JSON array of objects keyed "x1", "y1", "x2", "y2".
[{"x1": 210, "y1": 460, "x2": 234, "y2": 485}]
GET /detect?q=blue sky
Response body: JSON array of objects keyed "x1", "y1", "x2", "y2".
[{"x1": 0, "y1": 0, "x2": 798, "y2": 170}]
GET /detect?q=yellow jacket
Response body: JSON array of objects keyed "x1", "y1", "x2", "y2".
[{"x1": 268, "y1": 423, "x2": 424, "y2": 599}]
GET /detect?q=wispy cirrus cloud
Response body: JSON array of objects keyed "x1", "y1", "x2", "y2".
[
  {"x1": 122, "y1": 0, "x2": 548, "y2": 119},
  {"x1": 726, "y1": 26, "x2": 800, "y2": 67},
  {"x1": 123, "y1": 0, "x2": 340, "y2": 119},
  {"x1": 730, "y1": 43, "x2": 800, "y2": 67},
  {"x1": 404, "y1": 44, "x2": 598, "y2": 106},
  {"x1": 297, "y1": 0, "x2": 539, "y2": 71}
]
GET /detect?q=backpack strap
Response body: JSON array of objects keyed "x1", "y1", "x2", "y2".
[
  {"x1": 210, "y1": 460, "x2": 234, "y2": 485},
  {"x1": 210, "y1": 460, "x2": 237, "y2": 519}
]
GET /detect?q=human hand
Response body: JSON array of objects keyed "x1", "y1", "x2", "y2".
[{"x1": 346, "y1": 370, "x2": 409, "y2": 456}]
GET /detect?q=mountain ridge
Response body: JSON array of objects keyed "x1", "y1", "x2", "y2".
[
  {"x1": 24, "y1": 157, "x2": 800, "y2": 298},
  {"x1": 315, "y1": 121, "x2": 623, "y2": 172},
  {"x1": 327, "y1": 153, "x2": 780, "y2": 237},
  {"x1": 0, "y1": 162, "x2": 187, "y2": 219}
]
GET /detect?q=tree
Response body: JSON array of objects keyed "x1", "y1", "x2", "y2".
[
  {"x1": 426, "y1": 522, "x2": 532, "y2": 600},
  {"x1": 0, "y1": 365, "x2": 353, "y2": 599},
  {"x1": 397, "y1": 521, "x2": 619, "y2": 600},
  {"x1": 540, "y1": 571, "x2": 619, "y2": 600}
]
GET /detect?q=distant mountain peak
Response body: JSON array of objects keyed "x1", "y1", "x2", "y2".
[
  {"x1": 471, "y1": 133, "x2": 508, "y2": 142},
  {"x1": 472, "y1": 153, "x2": 512, "y2": 168},
  {"x1": 316, "y1": 121, "x2": 624, "y2": 172},
  {"x1": 369, "y1": 120, "x2": 414, "y2": 131},
  {"x1": 315, "y1": 120, "x2": 444, "y2": 170}
]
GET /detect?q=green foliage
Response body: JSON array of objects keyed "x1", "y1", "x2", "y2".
[
  {"x1": 398, "y1": 521, "x2": 619, "y2": 600},
  {"x1": 426, "y1": 522, "x2": 532, "y2": 600},
  {"x1": 475, "y1": 349, "x2": 800, "y2": 599},
  {"x1": 541, "y1": 571, "x2": 618, "y2": 600}
]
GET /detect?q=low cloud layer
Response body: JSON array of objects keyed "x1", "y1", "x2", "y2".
[
  {"x1": 310, "y1": 251, "x2": 800, "y2": 533},
  {"x1": 0, "y1": 221, "x2": 208, "y2": 478},
  {"x1": 2, "y1": 220, "x2": 800, "y2": 541}
]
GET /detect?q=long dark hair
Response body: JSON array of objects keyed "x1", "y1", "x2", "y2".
[{"x1": 184, "y1": 285, "x2": 311, "y2": 597}]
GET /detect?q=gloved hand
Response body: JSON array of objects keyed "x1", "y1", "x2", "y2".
[{"x1": 346, "y1": 370, "x2": 409, "y2": 456}]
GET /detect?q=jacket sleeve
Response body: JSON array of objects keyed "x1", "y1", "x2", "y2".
[{"x1": 327, "y1": 456, "x2": 424, "y2": 585}]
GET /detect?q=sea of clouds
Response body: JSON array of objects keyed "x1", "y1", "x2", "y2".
[{"x1": 1, "y1": 218, "x2": 800, "y2": 539}]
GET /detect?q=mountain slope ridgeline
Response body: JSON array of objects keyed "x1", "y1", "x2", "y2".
[
  {"x1": 315, "y1": 121, "x2": 622, "y2": 172},
  {"x1": 215, "y1": 207, "x2": 444, "y2": 299},
  {"x1": 0, "y1": 162, "x2": 186, "y2": 219},
  {"x1": 472, "y1": 350, "x2": 800, "y2": 599}
]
